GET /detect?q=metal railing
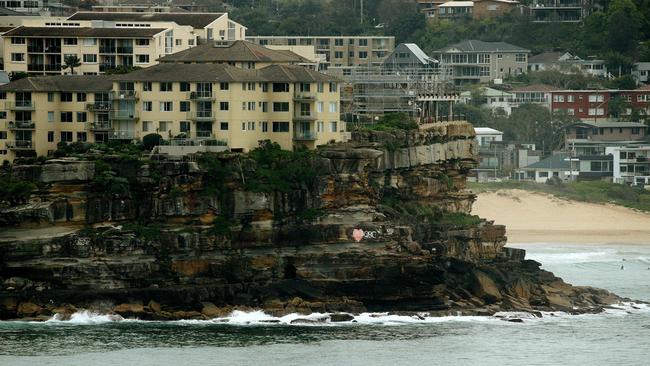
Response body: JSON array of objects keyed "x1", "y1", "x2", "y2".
[
  {"x1": 293, "y1": 92, "x2": 317, "y2": 100},
  {"x1": 8, "y1": 121, "x2": 35, "y2": 129},
  {"x1": 187, "y1": 110, "x2": 215, "y2": 121},
  {"x1": 6, "y1": 140, "x2": 35, "y2": 149},
  {"x1": 109, "y1": 130, "x2": 138, "y2": 139},
  {"x1": 188, "y1": 91, "x2": 214, "y2": 100},
  {"x1": 294, "y1": 111, "x2": 317, "y2": 120},
  {"x1": 293, "y1": 131, "x2": 318, "y2": 140},
  {"x1": 88, "y1": 121, "x2": 112, "y2": 130},
  {"x1": 110, "y1": 110, "x2": 138, "y2": 120},
  {"x1": 5, "y1": 101, "x2": 35, "y2": 110},
  {"x1": 86, "y1": 102, "x2": 112, "y2": 111},
  {"x1": 109, "y1": 90, "x2": 138, "y2": 100}
]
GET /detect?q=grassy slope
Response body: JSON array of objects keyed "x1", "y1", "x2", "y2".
[{"x1": 468, "y1": 181, "x2": 650, "y2": 213}]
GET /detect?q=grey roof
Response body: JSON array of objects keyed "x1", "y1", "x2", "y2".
[
  {"x1": 567, "y1": 121, "x2": 648, "y2": 129},
  {"x1": 528, "y1": 52, "x2": 565, "y2": 64},
  {"x1": 68, "y1": 11, "x2": 225, "y2": 29},
  {"x1": 110, "y1": 63, "x2": 339, "y2": 83},
  {"x1": 4, "y1": 26, "x2": 167, "y2": 38},
  {"x1": 158, "y1": 40, "x2": 309, "y2": 63},
  {"x1": 524, "y1": 153, "x2": 571, "y2": 170},
  {"x1": 436, "y1": 40, "x2": 529, "y2": 53},
  {"x1": 0, "y1": 75, "x2": 112, "y2": 92},
  {"x1": 0, "y1": 26, "x2": 15, "y2": 33},
  {"x1": 394, "y1": 43, "x2": 437, "y2": 65}
]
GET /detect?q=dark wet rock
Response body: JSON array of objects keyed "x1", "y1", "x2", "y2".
[{"x1": 329, "y1": 313, "x2": 355, "y2": 322}]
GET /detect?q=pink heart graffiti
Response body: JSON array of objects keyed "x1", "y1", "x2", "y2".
[{"x1": 352, "y1": 228, "x2": 364, "y2": 242}]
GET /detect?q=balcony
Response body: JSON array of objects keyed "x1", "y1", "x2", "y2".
[
  {"x1": 86, "y1": 102, "x2": 112, "y2": 111},
  {"x1": 196, "y1": 131, "x2": 214, "y2": 138},
  {"x1": 6, "y1": 140, "x2": 35, "y2": 150},
  {"x1": 99, "y1": 64, "x2": 117, "y2": 73},
  {"x1": 293, "y1": 92, "x2": 317, "y2": 101},
  {"x1": 187, "y1": 110, "x2": 215, "y2": 121},
  {"x1": 110, "y1": 90, "x2": 138, "y2": 100},
  {"x1": 188, "y1": 91, "x2": 214, "y2": 100},
  {"x1": 87, "y1": 121, "x2": 112, "y2": 131},
  {"x1": 109, "y1": 130, "x2": 138, "y2": 140},
  {"x1": 293, "y1": 131, "x2": 318, "y2": 141},
  {"x1": 293, "y1": 111, "x2": 317, "y2": 121},
  {"x1": 5, "y1": 101, "x2": 35, "y2": 110},
  {"x1": 99, "y1": 47, "x2": 117, "y2": 54},
  {"x1": 28, "y1": 46, "x2": 60, "y2": 53},
  {"x1": 116, "y1": 47, "x2": 133, "y2": 54},
  {"x1": 110, "y1": 110, "x2": 138, "y2": 120},
  {"x1": 8, "y1": 121, "x2": 35, "y2": 130}
]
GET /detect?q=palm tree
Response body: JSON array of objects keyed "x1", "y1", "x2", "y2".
[{"x1": 63, "y1": 55, "x2": 81, "y2": 75}]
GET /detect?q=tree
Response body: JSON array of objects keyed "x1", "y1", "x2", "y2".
[
  {"x1": 606, "y1": 0, "x2": 644, "y2": 54},
  {"x1": 0, "y1": 176, "x2": 36, "y2": 206},
  {"x1": 9, "y1": 71, "x2": 28, "y2": 81},
  {"x1": 63, "y1": 55, "x2": 82, "y2": 75},
  {"x1": 142, "y1": 133, "x2": 163, "y2": 150},
  {"x1": 608, "y1": 96, "x2": 631, "y2": 118}
]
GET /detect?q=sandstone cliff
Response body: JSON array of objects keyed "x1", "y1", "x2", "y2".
[{"x1": 0, "y1": 122, "x2": 623, "y2": 321}]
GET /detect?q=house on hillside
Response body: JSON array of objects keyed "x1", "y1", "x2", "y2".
[
  {"x1": 419, "y1": 0, "x2": 519, "y2": 20},
  {"x1": 521, "y1": 153, "x2": 576, "y2": 182},
  {"x1": 383, "y1": 43, "x2": 437, "y2": 69},
  {"x1": 527, "y1": 51, "x2": 578, "y2": 72},
  {"x1": 606, "y1": 145, "x2": 650, "y2": 187},
  {"x1": 564, "y1": 120, "x2": 648, "y2": 156},
  {"x1": 460, "y1": 87, "x2": 514, "y2": 114},
  {"x1": 530, "y1": 0, "x2": 585, "y2": 23},
  {"x1": 632, "y1": 62, "x2": 650, "y2": 85}
]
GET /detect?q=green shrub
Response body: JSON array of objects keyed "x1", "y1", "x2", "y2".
[
  {"x1": 0, "y1": 176, "x2": 36, "y2": 206},
  {"x1": 142, "y1": 133, "x2": 163, "y2": 151}
]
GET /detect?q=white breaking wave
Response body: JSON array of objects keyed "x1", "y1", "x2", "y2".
[
  {"x1": 44, "y1": 310, "x2": 124, "y2": 324},
  {"x1": 526, "y1": 250, "x2": 614, "y2": 265}
]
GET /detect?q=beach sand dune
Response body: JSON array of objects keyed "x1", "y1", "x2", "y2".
[{"x1": 472, "y1": 189, "x2": 650, "y2": 244}]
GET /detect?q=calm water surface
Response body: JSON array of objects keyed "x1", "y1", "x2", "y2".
[{"x1": 1, "y1": 243, "x2": 649, "y2": 366}]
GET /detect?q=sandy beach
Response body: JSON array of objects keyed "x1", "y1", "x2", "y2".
[{"x1": 472, "y1": 189, "x2": 650, "y2": 244}]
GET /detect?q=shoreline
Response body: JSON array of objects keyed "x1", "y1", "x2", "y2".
[{"x1": 472, "y1": 189, "x2": 650, "y2": 245}]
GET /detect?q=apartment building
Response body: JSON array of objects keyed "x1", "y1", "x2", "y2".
[
  {"x1": 417, "y1": 0, "x2": 519, "y2": 20},
  {"x1": 0, "y1": 75, "x2": 113, "y2": 161},
  {"x1": 0, "y1": 63, "x2": 343, "y2": 162},
  {"x1": 246, "y1": 36, "x2": 395, "y2": 69},
  {"x1": 530, "y1": 0, "x2": 585, "y2": 23},
  {"x1": 606, "y1": 145, "x2": 650, "y2": 187},
  {"x1": 436, "y1": 40, "x2": 529, "y2": 85},
  {"x1": 157, "y1": 40, "x2": 310, "y2": 69},
  {"x1": 67, "y1": 12, "x2": 246, "y2": 43},
  {"x1": 564, "y1": 120, "x2": 647, "y2": 156},
  {"x1": 2, "y1": 21, "x2": 195, "y2": 75}
]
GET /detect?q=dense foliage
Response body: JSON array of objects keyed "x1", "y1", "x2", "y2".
[{"x1": 0, "y1": 175, "x2": 36, "y2": 206}]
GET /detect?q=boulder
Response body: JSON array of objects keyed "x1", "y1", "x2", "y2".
[
  {"x1": 472, "y1": 271, "x2": 502, "y2": 304},
  {"x1": 113, "y1": 302, "x2": 145, "y2": 318},
  {"x1": 329, "y1": 313, "x2": 355, "y2": 322},
  {"x1": 17, "y1": 302, "x2": 43, "y2": 317}
]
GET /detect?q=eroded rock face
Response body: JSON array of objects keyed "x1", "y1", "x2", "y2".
[{"x1": 0, "y1": 122, "x2": 627, "y2": 319}]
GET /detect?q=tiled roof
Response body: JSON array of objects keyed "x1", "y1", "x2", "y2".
[
  {"x1": 524, "y1": 153, "x2": 571, "y2": 170},
  {"x1": 110, "y1": 63, "x2": 339, "y2": 82},
  {"x1": 0, "y1": 75, "x2": 112, "y2": 92},
  {"x1": 436, "y1": 39, "x2": 529, "y2": 53},
  {"x1": 68, "y1": 11, "x2": 226, "y2": 29},
  {"x1": 158, "y1": 40, "x2": 309, "y2": 63},
  {"x1": 3, "y1": 26, "x2": 167, "y2": 38}
]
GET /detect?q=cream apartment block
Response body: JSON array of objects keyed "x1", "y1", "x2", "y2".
[
  {"x1": 246, "y1": 36, "x2": 395, "y2": 69},
  {"x1": 67, "y1": 12, "x2": 247, "y2": 43},
  {"x1": 0, "y1": 64, "x2": 343, "y2": 162}
]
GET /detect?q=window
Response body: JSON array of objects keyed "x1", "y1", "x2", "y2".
[
  {"x1": 83, "y1": 54, "x2": 97, "y2": 63},
  {"x1": 143, "y1": 82, "x2": 152, "y2": 91},
  {"x1": 273, "y1": 83, "x2": 289, "y2": 92},
  {"x1": 247, "y1": 121, "x2": 255, "y2": 130},
  {"x1": 478, "y1": 54, "x2": 490, "y2": 64},
  {"x1": 588, "y1": 94, "x2": 604, "y2": 102},
  {"x1": 335, "y1": 38, "x2": 344, "y2": 46},
  {"x1": 220, "y1": 82, "x2": 229, "y2": 90},
  {"x1": 136, "y1": 54, "x2": 149, "y2": 63},
  {"x1": 159, "y1": 121, "x2": 172, "y2": 132},
  {"x1": 590, "y1": 161, "x2": 603, "y2": 172},
  {"x1": 180, "y1": 121, "x2": 190, "y2": 133},
  {"x1": 329, "y1": 83, "x2": 338, "y2": 92},
  {"x1": 48, "y1": 111, "x2": 55, "y2": 122},
  {"x1": 160, "y1": 101, "x2": 173, "y2": 112},
  {"x1": 11, "y1": 53, "x2": 25, "y2": 62},
  {"x1": 47, "y1": 131, "x2": 54, "y2": 142},
  {"x1": 632, "y1": 128, "x2": 641, "y2": 134},
  {"x1": 261, "y1": 102, "x2": 268, "y2": 112},
  {"x1": 317, "y1": 121, "x2": 324, "y2": 133},
  {"x1": 180, "y1": 101, "x2": 190, "y2": 112},
  {"x1": 61, "y1": 92, "x2": 72, "y2": 102},
  {"x1": 175, "y1": 39, "x2": 182, "y2": 46},
  {"x1": 317, "y1": 102, "x2": 324, "y2": 113},
  {"x1": 60, "y1": 131, "x2": 73, "y2": 142},
  {"x1": 143, "y1": 101, "x2": 153, "y2": 111},
  {"x1": 143, "y1": 121, "x2": 152, "y2": 132},
  {"x1": 553, "y1": 95, "x2": 565, "y2": 102},
  {"x1": 77, "y1": 132, "x2": 87, "y2": 142},
  {"x1": 77, "y1": 93, "x2": 86, "y2": 102},
  {"x1": 160, "y1": 82, "x2": 173, "y2": 92},
  {"x1": 63, "y1": 38, "x2": 77, "y2": 45},
  {"x1": 261, "y1": 82, "x2": 268, "y2": 92},
  {"x1": 180, "y1": 82, "x2": 190, "y2": 92},
  {"x1": 61, "y1": 112, "x2": 73, "y2": 122},
  {"x1": 135, "y1": 39, "x2": 149, "y2": 46},
  {"x1": 48, "y1": 93, "x2": 54, "y2": 102},
  {"x1": 0, "y1": 111, "x2": 5, "y2": 119},
  {"x1": 588, "y1": 108, "x2": 604, "y2": 116},
  {"x1": 330, "y1": 121, "x2": 338, "y2": 132},
  {"x1": 76, "y1": 112, "x2": 87, "y2": 122},
  {"x1": 538, "y1": 172, "x2": 549, "y2": 178},
  {"x1": 273, "y1": 102, "x2": 290, "y2": 112},
  {"x1": 329, "y1": 102, "x2": 337, "y2": 113},
  {"x1": 220, "y1": 122, "x2": 229, "y2": 130},
  {"x1": 0, "y1": 131, "x2": 5, "y2": 139},
  {"x1": 11, "y1": 37, "x2": 25, "y2": 44},
  {"x1": 358, "y1": 51, "x2": 368, "y2": 59},
  {"x1": 335, "y1": 51, "x2": 343, "y2": 59},
  {"x1": 359, "y1": 39, "x2": 368, "y2": 46},
  {"x1": 261, "y1": 121, "x2": 268, "y2": 132},
  {"x1": 83, "y1": 38, "x2": 97, "y2": 46},
  {"x1": 243, "y1": 82, "x2": 255, "y2": 91},
  {"x1": 272, "y1": 121, "x2": 289, "y2": 132},
  {"x1": 567, "y1": 108, "x2": 575, "y2": 115},
  {"x1": 515, "y1": 53, "x2": 526, "y2": 62},
  {"x1": 220, "y1": 101, "x2": 229, "y2": 111},
  {"x1": 317, "y1": 83, "x2": 324, "y2": 93}
]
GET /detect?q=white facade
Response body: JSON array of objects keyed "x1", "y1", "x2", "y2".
[
  {"x1": 474, "y1": 127, "x2": 503, "y2": 146},
  {"x1": 606, "y1": 145, "x2": 650, "y2": 188},
  {"x1": 632, "y1": 62, "x2": 650, "y2": 85}
]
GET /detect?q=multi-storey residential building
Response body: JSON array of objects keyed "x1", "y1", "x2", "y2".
[
  {"x1": 157, "y1": 40, "x2": 310, "y2": 69},
  {"x1": 530, "y1": 0, "x2": 585, "y2": 23},
  {"x1": 416, "y1": 0, "x2": 519, "y2": 20},
  {"x1": 67, "y1": 12, "x2": 246, "y2": 43},
  {"x1": 564, "y1": 121, "x2": 647, "y2": 156},
  {"x1": 91, "y1": 0, "x2": 208, "y2": 13},
  {"x1": 436, "y1": 40, "x2": 529, "y2": 85},
  {"x1": 245, "y1": 36, "x2": 395, "y2": 70},
  {"x1": 2, "y1": 20, "x2": 195, "y2": 75},
  {"x1": 0, "y1": 0, "x2": 45, "y2": 13},
  {"x1": 0, "y1": 75, "x2": 113, "y2": 161},
  {"x1": 606, "y1": 145, "x2": 650, "y2": 187},
  {"x1": 0, "y1": 63, "x2": 344, "y2": 162}
]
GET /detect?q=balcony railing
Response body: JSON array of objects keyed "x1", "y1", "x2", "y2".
[
  {"x1": 8, "y1": 121, "x2": 35, "y2": 130},
  {"x1": 99, "y1": 47, "x2": 116, "y2": 54},
  {"x1": 5, "y1": 101, "x2": 35, "y2": 110},
  {"x1": 116, "y1": 47, "x2": 133, "y2": 54},
  {"x1": 6, "y1": 140, "x2": 35, "y2": 150},
  {"x1": 188, "y1": 91, "x2": 214, "y2": 100},
  {"x1": 293, "y1": 131, "x2": 318, "y2": 141},
  {"x1": 28, "y1": 46, "x2": 60, "y2": 53},
  {"x1": 293, "y1": 92, "x2": 317, "y2": 101},
  {"x1": 87, "y1": 121, "x2": 112, "y2": 131},
  {"x1": 86, "y1": 102, "x2": 113, "y2": 111},
  {"x1": 294, "y1": 111, "x2": 317, "y2": 121},
  {"x1": 196, "y1": 131, "x2": 213, "y2": 138},
  {"x1": 110, "y1": 110, "x2": 138, "y2": 120},
  {"x1": 99, "y1": 64, "x2": 117, "y2": 72},
  {"x1": 109, "y1": 130, "x2": 138, "y2": 140},
  {"x1": 109, "y1": 90, "x2": 138, "y2": 100},
  {"x1": 187, "y1": 111, "x2": 215, "y2": 121}
]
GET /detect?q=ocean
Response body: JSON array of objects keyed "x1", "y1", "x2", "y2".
[{"x1": 1, "y1": 243, "x2": 649, "y2": 366}]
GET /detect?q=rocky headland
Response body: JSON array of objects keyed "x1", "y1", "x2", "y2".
[{"x1": 0, "y1": 122, "x2": 626, "y2": 321}]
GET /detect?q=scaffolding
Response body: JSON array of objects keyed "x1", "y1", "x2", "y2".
[{"x1": 328, "y1": 64, "x2": 460, "y2": 122}]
